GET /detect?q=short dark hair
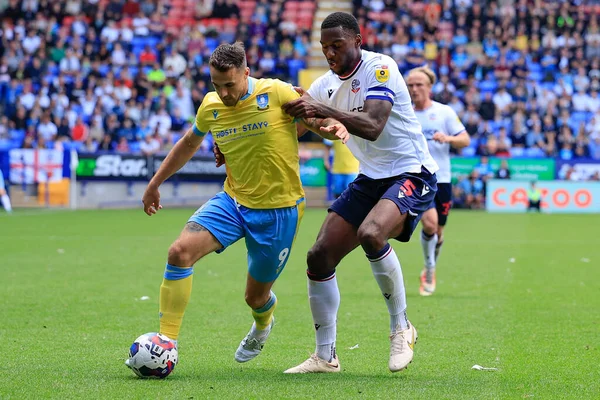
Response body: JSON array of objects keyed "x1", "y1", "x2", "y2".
[
  {"x1": 322, "y1": 12, "x2": 360, "y2": 36},
  {"x1": 209, "y1": 42, "x2": 247, "y2": 72}
]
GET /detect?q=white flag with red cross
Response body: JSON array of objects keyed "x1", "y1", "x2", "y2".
[{"x1": 9, "y1": 149, "x2": 64, "y2": 184}]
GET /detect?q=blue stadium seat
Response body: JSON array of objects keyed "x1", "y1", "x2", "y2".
[
  {"x1": 99, "y1": 65, "x2": 110, "y2": 76},
  {"x1": 131, "y1": 37, "x2": 146, "y2": 48},
  {"x1": 524, "y1": 147, "x2": 545, "y2": 157},
  {"x1": 528, "y1": 62, "x2": 542, "y2": 73},
  {"x1": 205, "y1": 38, "x2": 219, "y2": 52},
  {"x1": 288, "y1": 59, "x2": 306, "y2": 83},
  {"x1": 171, "y1": 132, "x2": 182, "y2": 143},
  {"x1": 510, "y1": 147, "x2": 525, "y2": 157},
  {"x1": 221, "y1": 32, "x2": 236, "y2": 43},
  {"x1": 129, "y1": 141, "x2": 141, "y2": 153},
  {"x1": 542, "y1": 82, "x2": 554, "y2": 90},
  {"x1": 9, "y1": 130, "x2": 25, "y2": 141},
  {"x1": 0, "y1": 139, "x2": 11, "y2": 150},
  {"x1": 461, "y1": 147, "x2": 476, "y2": 157},
  {"x1": 129, "y1": 66, "x2": 139, "y2": 77},
  {"x1": 528, "y1": 71, "x2": 543, "y2": 82},
  {"x1": 478, "y1": 80, "x2": 497, "y2": 93},
  {"x1": 48, "y1": 65, "x2": 60, "y2": 76}
]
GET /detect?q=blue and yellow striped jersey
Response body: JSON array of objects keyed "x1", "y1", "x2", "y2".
[{"x1": 194, "y1": 77, "x2": 304, "y2": 209}]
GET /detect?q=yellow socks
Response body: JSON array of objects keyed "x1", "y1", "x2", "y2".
[
  {"x1": 159, "y1": 264, "x2": 194, "y2": 340},
  {"x1": 251, "y1": 291, "x2": 277, "y2": 330}
]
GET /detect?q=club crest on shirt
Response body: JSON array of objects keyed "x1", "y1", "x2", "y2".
[
  {"x1": 256, "y1": 93, "x2": 269, "y2": 110},
  {"x1": 351, "y1": 79, "x2": 360, "y2": 93},
  {"x1": 375, "y1": 65, "x2": 389, "y2": 83}
]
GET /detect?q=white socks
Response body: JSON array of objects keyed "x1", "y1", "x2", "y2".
[
  {"x1": 421, "y1": 231, "x2": 438, "y2": 270},
  {"x1": 308, "y1": 274, "x2": 340, "y2": 362},
  {"x1": 1, "y1": 194, "x2": 12, "y2": 213},
  {"x1": 367, "y1": 244, "x2": 408, "y2": 332}
]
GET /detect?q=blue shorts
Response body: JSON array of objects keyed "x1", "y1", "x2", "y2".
[
  {"x1": 332, "y1": 173, "x2": 358, "y2": 197},
  {"x1": 0, "y1": 170, "x2": 5, "y2": 191},
  {"x1": 426, "y1": 182, "x2": 452, "y2": 226},
  {"x1": 329, "y1": 167, "x2": 438, "y2": 242},
  {"x1": 189, "y1": 192, "x2": 305, "y2": 283}
]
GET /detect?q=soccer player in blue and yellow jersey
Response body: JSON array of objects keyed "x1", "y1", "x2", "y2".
[
  {"x1": 135, "y1": 43, "x2": 349, "y2": 367},
  {"x1": 324, "y1": 139, "x2": 359, "y2": 199}
]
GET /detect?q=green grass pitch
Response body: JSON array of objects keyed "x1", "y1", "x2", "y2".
[{"x1": 1, "y1": 208, "x2": 599, "y2": 399}]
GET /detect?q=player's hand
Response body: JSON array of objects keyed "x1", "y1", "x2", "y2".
[
  {"x1": 213, "y1": 143, "x2": 225, "y2": 167},
  {"x1": 293, "y1": 86, "x2": 306, "y2": 96},
  {"x1": 321, "y1": 123, "x2": 350, "y2": 144},
  {"x1": 142, "y1": 185, "x2": 163, "y2": 216},
  {"x1": 433, "y1": 132, "x2": 450, "y2": 143},
  {"x1": 282, "y1": 96, "x2": 323, "y2": 118}
]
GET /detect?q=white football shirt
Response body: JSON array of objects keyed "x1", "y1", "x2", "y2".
[
  {"x1": 414, "y1": 101, "x2": 466, "y2": 183},
  {"x1": 307, "y1": 50, "x2": 438, "y2": 180}
]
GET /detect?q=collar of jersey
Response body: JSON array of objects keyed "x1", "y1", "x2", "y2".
[
  {"x1": 339, "y1": 52, "x2": 364, "y2": 81},
  {"x1": 240, "y1": 77, "x2": 255, "y2": 101}
]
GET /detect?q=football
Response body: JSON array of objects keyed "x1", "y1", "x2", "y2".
[{"x1": 125, "y1": 333, "x2": 178, "y2": 379}]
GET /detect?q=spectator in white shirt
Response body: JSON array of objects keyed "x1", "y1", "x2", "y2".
[
  {"x1": 132, "y1": 12, "x2": 150, "y2": 36},
  {"x1": 71, "y1": 14, "x2": 88, "y2": 37},
  {"x1": 22, "y1": 30, "x2": 41, "y2": 54},
  {"x1": 571, "y1": 89, "x2": 590, "y2": 112},
  {"x1": 554, "y1": 77, "x2": 573, "y2": 97},
  {"x1": 114, "y1": 80, "x2": 132, "y2": 102},
  {"x1": 162, "y1": 48, "x2": 187, "y2": 77},
  {"x1": 18, "y1": 84, "x2": 36, "y2": 110},
  {"x1": 573, "y1": 67, "x2": 590, "y2": 93},
  {"x1": 80, "y1": 90, "x2": 97, "y2": 117},
  {"x1": 588, "y1": 91, "x2": 600, "y2": 114},
  {"x1": 448, "y1": 95, "x2": 465, "y2": 116},
  {"x1": 37, "y1": 114, "x2": 58, "y2": 141},
  {"x1": 493, "y1": 86, "x2": 513, "y2": 115},
  {"x1": 140, "y1": 133, "x2": 161, "y2": 155},
  {"x1": 111, "y1": 42, "x2": 127, "y2": 66},
  {"x1": 169, "y1": 84, "x2": 194, "y2": 120},
  {"x1": 120, "y1": 21, "x2": 134, "y2": 43},
  {"x1": 59, "y1": 48, "x2": 81, "y2": 75},
  {"x1": 149, "y1": 108, "x2": 172, "y2": 138},
  {"x1": 100, "y1": 20, "x2": 120, "y2": 43}
]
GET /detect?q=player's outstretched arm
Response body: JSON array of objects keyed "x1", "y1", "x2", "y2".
[
  {"x1": 142, "y1": 127, "x2": 204, "y2": 215},
  {"x1": 283, "y1": 95, "x2": 391, "y2": 142},
  {"x1": 298, "y1": 117, "x2": 350, "y2": 143}
]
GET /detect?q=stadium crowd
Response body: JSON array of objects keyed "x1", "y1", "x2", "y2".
[
  {"x1": 1, "y1": 0, "x2": 600, "y2": 165},
  {"x1": 355, "y1": 0, "x2": 600, "y2": 161},
  {"x1": 0, "y1": 0, "x2": 311, "y2": 154}
]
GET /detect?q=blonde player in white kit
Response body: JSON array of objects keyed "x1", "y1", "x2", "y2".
[
  {"x1": 407, "y1": 66, "x2": 470, "y2": 296},
  {"x1": 282, "y1": 12, "x2": 439, "y2": 374}
]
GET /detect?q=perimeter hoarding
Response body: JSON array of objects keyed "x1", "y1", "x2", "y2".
[
  {"x1": 486, "y1": 179, "x2": 600, "y2": 213},
  {"x1": 451, "y1": 157, "x2": 555, "y2": 182}
]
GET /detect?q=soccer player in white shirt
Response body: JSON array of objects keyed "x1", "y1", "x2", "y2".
[
  {"x1": 407, "y1": 66, "x2": 470, "y2": 296},
  {"x1": 0, "y1": 170, "x2": 12, "y2": 213},
  {"x1": 282, "y1": 12, "x2": 439, "y2": 374}
]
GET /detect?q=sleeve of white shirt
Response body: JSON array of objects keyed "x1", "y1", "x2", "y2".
[
  {"x1": 364, "y1": 57, "x2": 400, "y2": 105},
  {"x1": 443, "y1": 106, "x2": 467, "y2": 136},
  {"x1": 306, "y1": 75, "x2": 326, "y2": 102}
]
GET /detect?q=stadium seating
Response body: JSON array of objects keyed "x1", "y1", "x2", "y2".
[
  {"x1": 0, "y1": 0, "x2": 315, "y2": 154},
  {"x1": 1, "y1": 0, "x2": 599, "y2": 163}
]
